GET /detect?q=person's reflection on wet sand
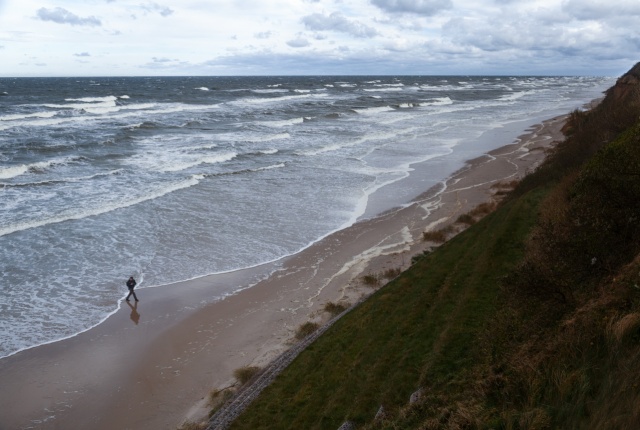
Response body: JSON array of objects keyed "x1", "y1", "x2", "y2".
[{"x1": 126, "y1": 300, "x2": 140, "y2": 325}]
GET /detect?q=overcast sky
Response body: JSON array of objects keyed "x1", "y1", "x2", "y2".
[{"x1": 0, "y1": 0, "x2": 638, "y2": 77}]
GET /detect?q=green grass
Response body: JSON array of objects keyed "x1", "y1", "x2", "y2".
[
  {"x1": 219, "y1": 64, "x2": 640, "y2": 430},
  {"x1": 228, "y1": 187, "x2": 548, "y2": 430}
]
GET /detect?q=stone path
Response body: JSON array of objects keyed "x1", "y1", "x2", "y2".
[{"x1": 206, "y1": 302, "x2": 360, "y2": 430}]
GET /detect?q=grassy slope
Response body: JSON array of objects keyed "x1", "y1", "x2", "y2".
[
  {"x1": 229, "y1": 186, "x2": 549, "y2": 430},
  {"x1": 226, "y1": 63, "x2": 640, "y2": 430}
]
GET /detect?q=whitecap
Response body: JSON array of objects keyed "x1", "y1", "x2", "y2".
[
  {"x1": 0, "y1": 176, "x2": 203, "y2": 237},
  {"x1": 257, "y1": 117, "x2": 304, "y2": 127},
  {"x1": 351, "y1": 106, "x2": 395, "y2": 115},
  {"x1": 0, "y1": 111, "x2": 57, "y2": 122},
  {"x1": 157, "y1": 152, "x2": 237, "y2": 172}
]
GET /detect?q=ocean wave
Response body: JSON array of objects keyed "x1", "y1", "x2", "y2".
[
  {"x1": 498, "y1": 90, "x2": 537, "y2": 102},
  {"x1": 244, "y1": 133, "x2": 290, "y2": 143},
  {"x1": 0, "y1": 102, "x2": 220, "y2": 131},
  {"x1": 252, "y1": 89, "x2": 289, "y2": 94},
  {"x1": 395, "y1": 102, "x2": 421, "y2": 109},
  {"x1": 44, "y1": 100, "x2": 117, "y2": 110},
  {"x1": 0, "y1": 111, "x2": 57, "y2": 122},
  {"x1": 423, "y1": 96, "x2": 454, "y2": 106},
  {"x1": 64, "y1": 96, "x2": 119, "y2": 103},
  {"x1": 235, "y1": 93, "x2": 327, "y2": 105},
  {"x1": 258, "y1": 117, "x2": 305, "y2": 127},
  {"x1": 0, "y1": 169, "x2": 123, "y2": 188},
  {"x1": 0, "y1": 156, "x2": 81, "y2": 179},
  {"x1": 157, "y1": 152, "x2": 238, "y2": 172},
  {"x1": 363, "y1": 88, "x2": 403, "y2": 92},
  {"x1": 351, "y1": 106, "x2": 395, "y2": 115},
  {"x1": 205, "y1": 162, "x2": 286, "y2": 178},
  {"x1": 0, "y1": 175, "x2": 203, "y2": 237},
  {"x1": 195, "y1": 87, "x2": 210, "y2": 91}
]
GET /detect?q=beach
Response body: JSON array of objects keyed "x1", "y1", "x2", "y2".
[{"x1": 0, "y1": 113, "x2": 568, "y2": 430}]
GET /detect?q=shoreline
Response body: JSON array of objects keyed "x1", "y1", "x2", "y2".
[{"x1": 0, "y1": 113, "x2": 568, "y2": 430}]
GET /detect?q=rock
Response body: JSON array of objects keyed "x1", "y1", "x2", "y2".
[
  {"x1": 374, "y1": 405, "x2": 387, "y2": 421},
  {"x1": 337, "y1": 420, "x2": 355, "y2": 430},
  {"x1": 410, "y1": 387, "x2": 425, "y2": 404}
]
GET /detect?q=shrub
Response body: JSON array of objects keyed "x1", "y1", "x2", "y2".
[
  {"x1": 382, "y1": 267, "x2": 402, "y2": 279},
  {"x1": 362, "y1": 274, "x2": 380, "y2": 286},
  {"x1": 177, "y1": 421, "x2": 207, "y2": 430},
  {"x1": 456, "y1": 213, "x2": 476, "y2": 226},
  {"x1": 470, "y1": 201, "x2": 497, "y2": 217},
  {"x1": 233, "y1": 366, "x2": 261, "y2": 385},
  {"x1": 423, "y1": 229, "x2": 448, "y2": 243},
  {"x1": 324, "y1": 301, "x2": 348, "y2": 316},
  {"x1": 295, "y1": 322, "x2": 320, "y2": 340}
]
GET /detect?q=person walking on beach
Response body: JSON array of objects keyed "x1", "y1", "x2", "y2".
[{"x1": 126, "y1": 276, "x2": 139, "y2": 302}]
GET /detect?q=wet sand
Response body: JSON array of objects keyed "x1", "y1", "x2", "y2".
[{"x1": 0, "y1": 114, "x2": 567, "y2": 430}]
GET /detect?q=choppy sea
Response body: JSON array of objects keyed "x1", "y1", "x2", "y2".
[{"x1": 0, "y1": 75, "x2": 613, "y2": 359}]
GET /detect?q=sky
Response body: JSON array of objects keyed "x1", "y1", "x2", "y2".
[{"x1": 0, "y1": 0, "x2": 638, "y2": 77}]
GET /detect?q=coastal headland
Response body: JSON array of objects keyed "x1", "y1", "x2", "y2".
[{"x1": 0, "y1": 113, "x2": 570, "y2": 430}]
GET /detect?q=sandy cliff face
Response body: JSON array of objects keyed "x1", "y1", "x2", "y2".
[{"x1": 606, "y1": 62, "x2": 640, "y2": 102}]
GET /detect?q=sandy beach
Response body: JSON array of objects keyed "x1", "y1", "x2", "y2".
[{"x1": 0, "y1": 114, "x2": 567, "y2": 430}]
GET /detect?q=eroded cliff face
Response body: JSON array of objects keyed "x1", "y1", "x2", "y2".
[{"x1": 606, "y1": 62, "x2": 640, "y2": 103}]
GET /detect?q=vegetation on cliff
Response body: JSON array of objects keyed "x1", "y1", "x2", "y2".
[{"x1": 227, "y1": 62, "x2": 640, "y2": 429}]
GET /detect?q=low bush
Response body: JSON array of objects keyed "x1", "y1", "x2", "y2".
[
  {"x1": 361, "y1": 274, "x2": 380, "y2": 286},
  {"x1": 295, "y1": 322, "x2": 320, "y2": 340},
  {"x1": 233, "y1": 366, "x2": 261, "y2": 385},
  {"x1": 382, "y1": 267, "x2": 402, "y2": 279},
  {"x1": 324, "y1": 301, "x2": 348, "y2": 316}
]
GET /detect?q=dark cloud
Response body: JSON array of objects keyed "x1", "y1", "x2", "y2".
[
  {"x1": 371, "y1": 0, "x2": 452, "y2": 16},
  {"x1": 36, "y1": 7, "x2": 101, "y2": 27},
  {"x1": 302, "y1": 12, "x2": 378, "y2": 38}
]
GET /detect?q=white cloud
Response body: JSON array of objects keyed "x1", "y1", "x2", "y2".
[
  {"x1": 255, "y1": 31, "x2": 273, "y2": 39},
  {"x1": 36, "y1": 7, "x2": 102, "y2": 27},
  {"x1": 140, "y1": 2, "x2": 174, "y2": 17},
  {"x1": 0, "y1": 0, "x2": 635, "y2": 76},
  {"x1": 371, "y1": 0, "x2": 452, "y2": 16},
  {"x1": 74, "y1": 52, "x2": 91, "y2": 57},
  {"x1": 287, "y1": 37, "x2": 311, "y2": 48},
  {"x1": 302, "y1": 12, "x2": 379, "y2": 38},
  {"x1": 562, "y1": 0, "x2": 640, "y2": 21}
]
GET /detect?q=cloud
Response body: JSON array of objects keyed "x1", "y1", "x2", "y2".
[
  {"x1": 36, "y1": 7, "x2": 102, "y2": 27},
  {"x1": 287, "y1": 37, "x2": 310, "y2": 48},
  {"x1": 562, "y1": 0, "x2": 640, "y2": 21},
  {"x1": 302, "y1": 12, "x2": 378, "y2": 38},
  {"x1": 74, "y1": 52, "x2": 91, "y2": 57},
  {"x1": 141, "y1": 2, "x2": 174, "y2": 17},
  {"x1": 255, "y1": 31, "x2": 272, "y2": 39},
  {"x1": 371, "y1": 0, "x2": 452, "y2": 16}
]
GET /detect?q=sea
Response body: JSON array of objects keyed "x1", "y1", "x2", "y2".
[{"x1": 0, "y1": 75, "x2": 614, "y2": 359}]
